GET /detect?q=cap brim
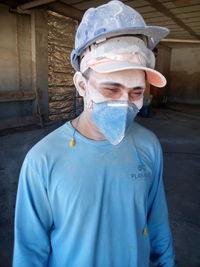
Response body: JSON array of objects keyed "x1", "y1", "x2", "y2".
[{"x1": 90, "y1": 61, "x2": 167, "y2": 88}]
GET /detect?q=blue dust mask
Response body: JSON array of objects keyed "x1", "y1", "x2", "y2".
[{"x1": 89, "y1": 101, "x2": 139, "y2": 145}]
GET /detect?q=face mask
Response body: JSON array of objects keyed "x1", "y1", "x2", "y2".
[{"x1": 89, "y1": 100, "x2": 139, "y2": 145}]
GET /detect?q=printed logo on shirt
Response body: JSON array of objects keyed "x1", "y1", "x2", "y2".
[
  {"x1": 131, "y1": 164, "x2": 151, "y2": 179},
  {"x1": 137, "y1": 164, "x2": 146, "y2": 172}
]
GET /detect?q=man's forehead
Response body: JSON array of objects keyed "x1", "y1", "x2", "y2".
[
  {"x1": 89, "y1": 69, "x2": 146, "y2": 88},
  {"x1": 99, "y1": 82, "x2": 145, "y2": 90}
]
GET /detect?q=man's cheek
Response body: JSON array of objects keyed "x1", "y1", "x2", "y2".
[{"x1": 132, "y1": 97, "x2": 144, "y2": 110}]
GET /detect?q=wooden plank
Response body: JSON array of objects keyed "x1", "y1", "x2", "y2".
[
  {"x1": 154, "y1": 21, "x2": 179, "y2": 26},
  {"x1": 162, "y1": 2, "x2": 176, "y2": 8},
  {"x1": 146, "y1": 17, "x2": 173, "y2": 22},
  {"x1": 142, "y1": 11, "x2": 163, "y2": 18},
  {"x1": 62, "y1": 0, "x2": 85, "y2": 4},
  {"x1": 185, "y1": 21, "x2": 200, "y2": 26},
  {"x1": 182, "y1": 17, "x2": 200, "y2": 22},
  {"x1": 157, "y1": 0, "x2": 172, "y2": 2},
  {"x1": 170, "y1": 4, "x2": 200, "y2": 14},
  {"x1": 173, "y1": 0, "x2": 200, "y2": 7},
  {"x1": 123, "y1": 0, "x2": 150, "y2": 8},
  {"x1": 0, "y1": 90, "x2": 36, "y2": 102},
  {"x1": 135, "y1": 6, "x2": 156, "y2": 13},
  {"x1": 126, "y1": 1, "x2": 150, "y2": 8},
  {"x1": 170, "y1": 30, "x2": 189, "y2": 33},
  {"x1": 146, "y1": 0, "x2": 200, "y2": 39},
  {"x1": 47, "y1": 2, "x2": 83, "y2": 20},
  {"x1": 177, "y1": 12, "x2": 200, "y2": 19},
  {"x1": 169, "y1": 34, "x2": 193, "y2": 37},
  {"x1": 73, "y1": 0, "x2": 110, "y2": 10},
  {"x1": 166, "y1": 25, "x2": 185, "y2": 29},
  {"x1": 160, "y1": 0, "x2": 200, "y2": 5},
  {"x1": 0, "y1": 115, "x2": 41, "y2": 131},
  {"x1": 162, "y1": 38, "x2": 200, "y2": 43},
  {"x1": 163, "y1": 0, "x2": 200, "y2": 8},
  {"x1": 158, "y1": 25, "x2": 178, "y2": 30}
]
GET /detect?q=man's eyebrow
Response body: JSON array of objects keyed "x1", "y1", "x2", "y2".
[
  {"x1": 99, "y1": 82, "x2": 122, "y2": 87},
  {"x1": 99, "y1": 82, "x2": 145, "y2": 90}
]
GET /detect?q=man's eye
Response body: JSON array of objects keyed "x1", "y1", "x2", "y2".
[
  {"x1": 131, "y1": 89, "x2": 144, "y2": 95},
  {"x1": 129, "y1": 90, "x2": 144, "y2": 99},
  {"x1": 103, "y1": 88, "x2": 119, "y2": 92},
  {"x1": 134, "y1": 92, "x2": 143, "y2": 95}
]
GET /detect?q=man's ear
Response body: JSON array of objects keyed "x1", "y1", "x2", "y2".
[{"x1": 73, "y1": 72, "x2": 86, "y2": 97}]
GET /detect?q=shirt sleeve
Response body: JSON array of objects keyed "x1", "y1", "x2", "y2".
[
  {"x1": 147, "y1": 142, "x2": 177, "y2": 267},
  {"x1": 13, "y1": 156, "x2": 53, "y2": 267}
]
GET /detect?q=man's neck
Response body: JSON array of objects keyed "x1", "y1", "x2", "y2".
[{"x1": 71, "y1": 110, "x2": 105, "y2": 141}]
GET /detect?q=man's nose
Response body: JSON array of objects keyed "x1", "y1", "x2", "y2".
[{"x1": 118, "y1": 91, "x2": 130, "y2": 101}]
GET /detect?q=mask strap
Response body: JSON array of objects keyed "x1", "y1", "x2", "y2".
[{"x1": 69, "y1": 115, "x2": 81, "y2": 147}]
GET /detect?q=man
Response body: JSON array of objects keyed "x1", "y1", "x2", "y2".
[{"x1": 13, "y1": 1, "x2": 177, "y2": 266}]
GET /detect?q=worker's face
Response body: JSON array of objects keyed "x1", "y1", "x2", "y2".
[
  {"x1": 74, "y1": 69, "x2": 146, "y2": 145},
  {"x1": 83, "y1": 69, "x2": 146, "y2": 109}
]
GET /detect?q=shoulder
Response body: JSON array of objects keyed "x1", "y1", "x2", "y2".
[
  {"x1": 128, "y1": 122, "x2": 162, "y2": 162},
  {"x1": 130, "y1": 121, "x2": 160, "y2": 146},
  {"x1": 28, "y1": 124, "x2": 65, "y2": 154},
  {"x1": 24, "y1": 123, "x2": 68, "y2": 171}
]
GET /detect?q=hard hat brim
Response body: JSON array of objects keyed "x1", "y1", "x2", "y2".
[{"x1": 90, "y1": 61, "x2": 167, "y2": 88}]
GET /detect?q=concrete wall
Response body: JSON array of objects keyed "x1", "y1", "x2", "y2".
[
  {"x1": 0, "y1": 4, "x2": 33, "y2": 91},
  {"x1": 151, "y1": 44, "x2": 200, "y2": 105},
  {"x1": 0, "y1": 4, "x2": 33, "y2": 120},
  {"x1": 168, "y1": 46, "x2": 200, "y2": 104},
  {"x1": 0, "y1": 5, "x2": 18, "y2": 91}
]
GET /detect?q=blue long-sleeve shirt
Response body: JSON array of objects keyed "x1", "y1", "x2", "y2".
[{"x1": 13, "y1": 121, "x2": 176, "y2": 267}]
